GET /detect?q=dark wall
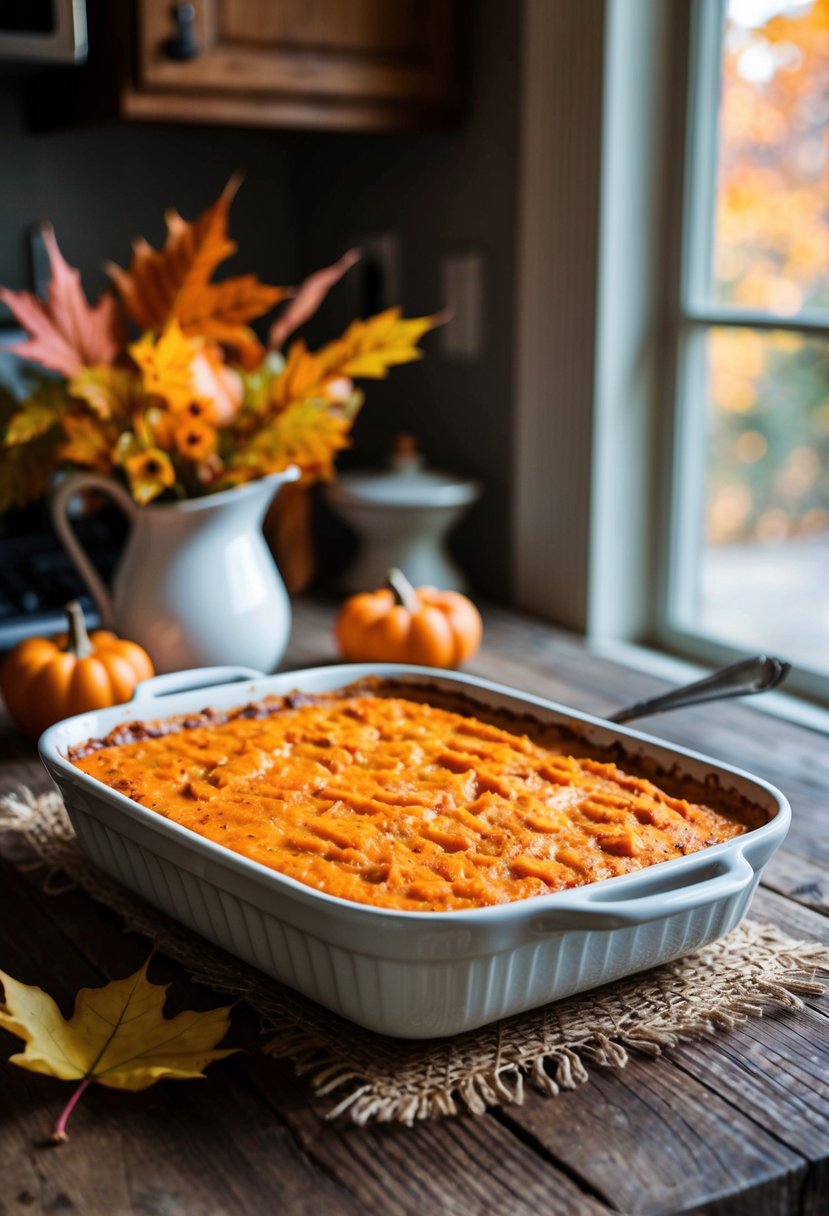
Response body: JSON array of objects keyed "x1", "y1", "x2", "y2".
[
  {"x1": 296, "y1": 0, "x2": 522, "y2": 598},
  {"x1": 0, "y1": 74, "x2": 302, "y2": 308},
  {"x1": 1, "y1": 0, "x2": 522, "y2": 600}
]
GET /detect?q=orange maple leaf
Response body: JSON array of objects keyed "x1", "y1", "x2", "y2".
[
  {"x1": 0, "y1": 227, "x2": 122, "y2": 378},
  {"x1": 106, "y1": 176, "x2": 287, "y2": 366}
]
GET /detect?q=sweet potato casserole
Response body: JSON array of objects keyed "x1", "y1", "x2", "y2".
[{"x1": 70, "y1": 681, "x2": 761, "y2": 912}]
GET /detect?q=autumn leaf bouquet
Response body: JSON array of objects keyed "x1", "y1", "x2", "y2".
[{"x1": 0, "y1": 177, "x2": 438, "y2": 509}]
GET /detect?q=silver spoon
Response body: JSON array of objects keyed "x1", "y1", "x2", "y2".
[{"x1": 609, "y1": 654, "x2": 791, "y2": 725}]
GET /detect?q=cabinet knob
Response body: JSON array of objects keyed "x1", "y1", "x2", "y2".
[{"x1": 164, "y1": 3, "x2": 199, "y2": 61}]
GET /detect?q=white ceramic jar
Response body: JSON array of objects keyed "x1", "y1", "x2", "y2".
[{"x1": 324, "y1": 437, "x2": 480, "y2": 592}]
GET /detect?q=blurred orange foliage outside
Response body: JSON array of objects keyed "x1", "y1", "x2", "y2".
[
  {"x1": 707, "y1": 0, "x2": 829, "y2": 545},
  {"x1": 717, "y1": 0, "x2": 829, "y2": 313}
]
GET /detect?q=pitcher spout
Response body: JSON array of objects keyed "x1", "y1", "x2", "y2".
[
  {"x1": 258, "y1": 464, "x2": 302, "y2": 493},
  {"x1": 238, "y1": 464, "x2": 302, "y2": 525}
]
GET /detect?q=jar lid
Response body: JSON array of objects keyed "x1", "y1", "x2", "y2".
[{"x1": 326, "y1": 435, "x2": 481, "y2": 509}]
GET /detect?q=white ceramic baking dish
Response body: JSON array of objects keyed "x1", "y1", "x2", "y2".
[{"x1": 39, "y1": 663, "x2": 791, "y2": 1039}]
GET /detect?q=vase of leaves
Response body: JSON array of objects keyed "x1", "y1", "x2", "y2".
[
  {"x1": 0, "y1": 177, "x2": 438, "y2": 672},
  {"x1": 51, "y1": 466, "x2": 299, "y2": 673}
]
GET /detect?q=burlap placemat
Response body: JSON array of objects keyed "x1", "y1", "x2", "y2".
[{"x1": 2, "y1": 787, "x2": 827, "y2": 1126}]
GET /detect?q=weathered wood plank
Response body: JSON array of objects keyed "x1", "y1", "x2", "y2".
[
  {"x1": 3, "y1": 595, "x2": 829, "y2": 1216},
  {"x1": 0, "y1": 862, "x2": 364, "y2": 1216},
  {"x1": 499, "y1": 1054, "x2": 807, "y2": 1216},
  {"x1": 0, "y1": 1060, "x2": 363, "y2": 1216},
  {"x1": 242, "y1": 1056, "x2": 611, "y2": 1216},
  {"x1": 667, "y1": 1009, "x2": 829, "y2": 1215},
  {"x1": 1, "y1": 859, "x2": 613, "y2": 1216},
  {"x1": 750, "y1": 886, "x2": 829, "y2": 953},
  {"x1": 10, "y1": 840, "x2": 824, "y2": 1216}
]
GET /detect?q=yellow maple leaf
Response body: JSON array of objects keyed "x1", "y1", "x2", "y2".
[
  {"x1": 338, "y1": 309, "x2": 440, "y2": 378},
  {"x1": 271, "y1": 309, "x2": 441, "y2": 414},
  {"x1": 2, "y1": 379, "x2": 69, "y2": 447},
  {"x1": 0, "y1": 385, "x2": 59, "y2": 510},
  {"x1": 267, "y1": 306, "x2": 440, "y2": 420},
  {"x1": 130, "y1": 320, "x2": 200, "y2": 411},
  {"x1": 4, "y1": 399, "x2": 61, "y2": 445},
  {"x1": 68, "y1": 365, "x2": 139, "y2": 423},
  {"x1": 226, "y1": 398, "x2": 351, "y2": 485},
  {"x1": 0, "y1": 957, "x2": 235, "y2": 1143}
]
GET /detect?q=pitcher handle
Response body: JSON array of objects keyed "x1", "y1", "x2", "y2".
[{"x1": 51, "y1": 473, "x2": 137, "y2": 629}]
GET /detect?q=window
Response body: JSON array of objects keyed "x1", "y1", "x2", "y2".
[
  {"x1": 512, "y1": 0, "x2": 829, "y2": 710},
  {"x1": 663, "y1": 0, "x2": 829, "y2": 699}
]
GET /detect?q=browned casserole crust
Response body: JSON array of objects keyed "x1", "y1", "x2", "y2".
[{"x1": 70, "y1": 678, "x2": 764, "y2": 912}]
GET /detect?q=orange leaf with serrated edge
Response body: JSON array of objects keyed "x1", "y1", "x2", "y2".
[
  {"x1": 0, "y1": 227, "x2": 122, "y2": 377},
  {"x1": 107, "y1": 176, "x2": 287, "y2": 364},
  {"x1": 57, "y1": 409, "x2": 119, "y2": 474},
  {"x1": 269, "y1": 339, "x2": 337, "y2": 410},
  {"x1": 0, "y1": 955, "x2": 236, "y2": 1144}
]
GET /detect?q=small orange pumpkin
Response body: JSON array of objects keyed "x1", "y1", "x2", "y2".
[
  {"x1": 0, "y1": 600, "x2": 155, "y2": 737},
  {"x1": 335, "y1": 568, "x2": 483, "y2": 668}
]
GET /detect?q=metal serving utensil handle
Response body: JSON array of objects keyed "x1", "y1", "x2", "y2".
[{"x1": 609, "y1": 655, "x2": 792, "y2": 725}]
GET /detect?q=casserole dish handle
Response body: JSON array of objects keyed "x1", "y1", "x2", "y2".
[
  {"x1": 131, "y1": 666, "x2": 265, "y2": 701},
  {"x1": 529, "y1": 850, "x2": 755, "y2": 933}
]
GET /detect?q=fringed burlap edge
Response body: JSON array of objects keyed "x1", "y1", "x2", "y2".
[{"x1": 2, "y1": 786, "x2": 827, "y2": 1126}]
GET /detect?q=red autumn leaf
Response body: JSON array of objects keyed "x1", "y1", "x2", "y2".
[
  {"x1": 0, "y1": 227, "x2": 122, "y2": 378},
  {"x1": 268, "y1": 248, "x2": 361, "y2": 351}
]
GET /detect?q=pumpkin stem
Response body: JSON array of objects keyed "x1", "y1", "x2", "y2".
[
  {"x1": 64, "y1": 600, "x2": 94, "y2": 660},
  {"x1": 387, "y1": 568, "x2": 419, "y2": 613}
]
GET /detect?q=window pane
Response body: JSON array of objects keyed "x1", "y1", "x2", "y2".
[
  {"x1": 715, "y1": 0, "x2": 829, "y2": 311},
  {"x1": 695, "y1": 326, "x2": 829, "y2": 673}
]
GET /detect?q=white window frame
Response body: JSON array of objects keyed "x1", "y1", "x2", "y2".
[
  {"x1": 656, "y1": 0, "x2": 829, "y2": 705},
  {"x1": 512, "y1": 0, "x2": 829, "y2": 713},
  {"x1": 513, "y1": 0, "x2": 681, "y2": 641}
]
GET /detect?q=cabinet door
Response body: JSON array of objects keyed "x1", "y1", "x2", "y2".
[{"x1": 127, "y1": 0, "x2": 460, "y2": 129}]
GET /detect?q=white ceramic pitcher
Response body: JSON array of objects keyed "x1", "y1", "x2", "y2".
[{"x1": 51, "y1": 467, "x2": 301, "y2": 674}]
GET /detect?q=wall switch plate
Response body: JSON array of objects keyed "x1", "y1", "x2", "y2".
[
  {"x1": 440, "y1": 250, "x2": 485, "y2": 361},
  {"x1": 347, "y1": 231, "x2": 400, "y2": 318}
]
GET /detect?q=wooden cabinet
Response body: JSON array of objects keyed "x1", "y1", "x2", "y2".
[{"x1": 122, "y1": 0, "x2": 463, "y2": 131}]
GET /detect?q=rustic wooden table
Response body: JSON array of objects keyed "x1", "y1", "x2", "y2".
[{"x1": 1, "y1": 598, "x2": 828, "y2": 1216}]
